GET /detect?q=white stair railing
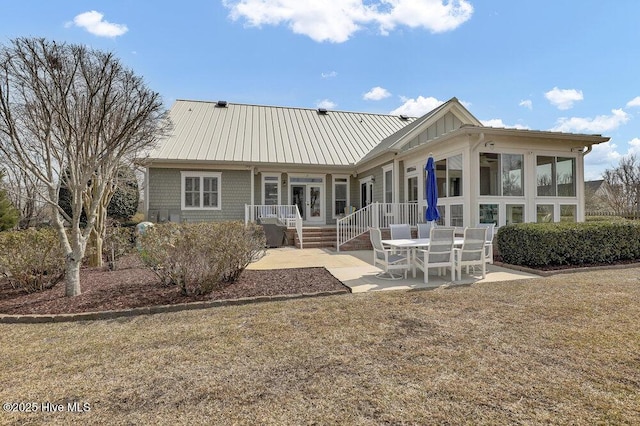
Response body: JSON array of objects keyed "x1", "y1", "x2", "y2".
[{"x1": 336, "y1": 202, "x2": 420, "y2": 251}]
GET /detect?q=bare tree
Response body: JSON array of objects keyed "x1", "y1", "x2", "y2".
[
  {"x1": 0, "y1": 38, "x2": 170, "y2": 296},
  {"x1": 0, "y1": 153, "x2": 48, "y2": 228},
  {"x1": 601, "y1": 155, "x2": 640, "y2": 214}
]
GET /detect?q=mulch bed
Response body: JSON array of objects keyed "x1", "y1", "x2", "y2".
[
  {"x1": 0, "y1": 255, "x2": 349, "y2": 315},
  {"x1": 494, "y1": 254, "x2": 640, "y2": 271}
]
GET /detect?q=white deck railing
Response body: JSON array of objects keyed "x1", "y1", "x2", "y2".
[
  {"x1": 336, "y1": 202, "x2": 420, "y2": 251},
  {"x1": 244, "y1": 204, "x2": 304, "y2": 248}
]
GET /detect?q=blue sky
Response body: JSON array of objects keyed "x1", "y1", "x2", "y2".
[{"x1": 1, "y1": 0, "x2": 639, "y2": 180}]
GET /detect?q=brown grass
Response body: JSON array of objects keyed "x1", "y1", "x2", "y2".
[{"x1": 1, "y1": 268, "x2": 640, "y2": 425}]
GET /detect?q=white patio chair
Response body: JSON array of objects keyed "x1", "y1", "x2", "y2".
[
  {"x1": 453, "y1": 227, "x2": 488, "y2": 280},
  {"x1": 417, "y1": 222, "x2": 436, "y2": 239},
  {"x1": 414, "y1": 227, "x2": 455, "y2": 284},
  {"x1": 477, "y1": 223, "x2": 496, "y2": 264},
  {"x1": 370, "y1": 228, "x2": 410, "y2": 280},
  {"x1": 390, "y1": 223, "x2": 412, "y2": 240}
]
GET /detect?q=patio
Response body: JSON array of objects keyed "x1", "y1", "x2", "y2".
[{"x1": 247, "y1": 247, "x2": 539, "y2": 293}]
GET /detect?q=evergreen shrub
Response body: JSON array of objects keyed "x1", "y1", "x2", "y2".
[{"x1": 496, "y1": 221, "x2": 640, "y2": 267}]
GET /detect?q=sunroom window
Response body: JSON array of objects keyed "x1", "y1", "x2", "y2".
[
  {"x1": 537, "y1": 156, "x2": 576, "y2": 197},
  {"x1": 479, "y1": 153, "x2": 523, "y2": 196}
]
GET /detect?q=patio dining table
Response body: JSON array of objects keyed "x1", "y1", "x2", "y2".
[{"x1": 381, "y1": 237, "x2": 465, "y2": 278}]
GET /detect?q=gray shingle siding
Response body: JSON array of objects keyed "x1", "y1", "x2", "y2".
[{"x1": 148, "y1": 168, "x2": 251, "y2": 222}]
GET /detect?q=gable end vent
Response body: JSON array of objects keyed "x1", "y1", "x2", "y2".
[
  {"x1": 317, "y1": 108, "x2": 328, "y2": 115},
  {"x1": 216, "y1": 100, "x2": 228, "y2": 107}
]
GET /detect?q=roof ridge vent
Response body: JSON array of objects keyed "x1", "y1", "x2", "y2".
[
  {"x1": 216, "y1": 100, "x2": 228, "y2": 107},
  {"x1": 317, "y1": 108, "x2": 328, "y2": 115},
  {"x1": 399, "y1": 114, "x2": 409, "y2": 120}
]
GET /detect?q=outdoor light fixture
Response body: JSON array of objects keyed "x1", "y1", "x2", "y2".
[{"x1": 484, "y1": 141, "x2": 495, "y2": 149}]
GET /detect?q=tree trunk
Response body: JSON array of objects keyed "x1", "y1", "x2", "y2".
[
  {"x1": 86, "y1": 187, "x2": 110, "y2": 267},
  {"x1": 64, "y1": 252, "x2": 82, "y2": 297},
  {"x1": 88, "y1": 209, "x2": 106, "y2": 267}
]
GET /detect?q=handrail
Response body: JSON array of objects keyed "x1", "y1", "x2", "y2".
[{"x1": 336, "y1": 202, "x2": 420, "y2": 251}]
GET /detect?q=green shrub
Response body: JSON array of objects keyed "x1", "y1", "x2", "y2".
[
  {"x1": 138, "y1": 221, "x2": 266, "y2": 295},
  {"x1": 0, "y1": 228, "x2": 65, "y2": 292},
  {"x1": 496, "y1": 221, "x2": 640, "y2": 267}
]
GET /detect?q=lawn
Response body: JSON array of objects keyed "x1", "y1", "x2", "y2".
[{"x1": 1, "y1": 268, "x2": 639, "y2": 425}]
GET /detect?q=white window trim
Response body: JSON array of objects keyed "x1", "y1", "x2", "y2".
[
  {"x1": 359, "y1": 175, "x2": 374, "y2": 207},
  {"x1": 332, "y1": 175, "x2": 350, "y2": 219},
  {"x1": 181, "y1": 171, "x2": 222, "y2": 210},
  {"x1": 261, "y1": 172, "x2": 281, "y2": 205},
  {"x1": 405, "y1": 165, "x2": 419, "y2": 204},
  {"x1": 382, "y1": 164, "x2": 394, "y2": 204}
]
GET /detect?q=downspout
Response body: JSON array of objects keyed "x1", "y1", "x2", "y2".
[
  {"x1": 579, "y1": 145, "x2": 593, "y2": 222},
  {"x1": 144, "y1": 166, "x2": 150, "y2": 220},
  {"x1": 250, "y1": 166, "x2": 255, "y2": 205},
  {"x1": 250, "y1": 166, "x2": 255, "y2": 223}
]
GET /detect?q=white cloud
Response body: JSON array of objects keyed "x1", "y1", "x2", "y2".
[
  {"x1": 223, "y1": 0, "x2": 473, "y2": 43},
  {"x1": 390, "y1": 96, "x2": 443, "y2": 117},
  {"x1": 584, "y1": 141, "x2": 622, "y2": 180},
  {"x1": 316, "y1": 99, "x2": 337, "y2": 109},
  {"x1": 460, "y1": 100, "x2": 472, "y2": 109},
  {"x1": 544, "y1": 87, "x2": 584, "y2": 110},
  {"x1": 627, "y1": 137, "x2": 640, "y2": 155},
  {"x1": 67, "y1": 11, "x2": 128, "y2": 38},
  {"x1": 551, "y1": 109, "x2": 630, "y2": 133},
  {"x1": 363, "y1": 86, "x2": 391, "y2": 101},
  {"x1": 481, "y1": 119, "x2": 530, "y2": 130},
  {"x1": 321, "y1": 71, "x2": 338, "y2": 79},
  {"x1": 626, "y1": 96, "x2": 640, "y2": 108},
  {"x1": 584, "y1": 138, "x2": 640, "y2": 180},
  {"x1": 519, "y1": 99, "x2": 532, "y2": 110}
]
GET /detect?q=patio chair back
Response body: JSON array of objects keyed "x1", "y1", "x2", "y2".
[
  {"x1": 369, "y1": 227, "x2": 386, "y2": 261},
  {"x1": 417, "y1": 222, "x2": 435, "y2": 239},
  {"x1": 390, "y1": 223, "x2": 411, "y2": 240},
  {"x1": 476, "y1": 223, "x2": 496, "y2": 264},
  {"x1": 454, "y1": 227, "x2": 488, "y2": 281},
  {"x1": 477, "y1": 223, "x2": 495, "y2": 243},
  {"x1": 460, "y1": 227, "x2": 487, "y2": 262},
  {"x1": 369, "y1": 227, "x2": 410, "y2": 279},
  {"x1": 414, "y1": 227, "x2": 455, "y2": 284},
  {"x1": 428, "y1": 228, "x2": 455, "y2": 263}
]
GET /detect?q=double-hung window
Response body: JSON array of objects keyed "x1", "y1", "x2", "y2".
[
  {"x1": 262, "y1": 174, "x2": 280, "y2": 205},
  {"x1": 181, "y1": 171, "x2": 221, "y2": 210},
  {"x1": 333, "y1": 176, "x2": 349, "y2": 218}
]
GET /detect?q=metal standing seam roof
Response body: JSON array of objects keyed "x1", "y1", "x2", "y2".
[{"x1": 148, "y1": 100, "x2": 418, "y2": 166}]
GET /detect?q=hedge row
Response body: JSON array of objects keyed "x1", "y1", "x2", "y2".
[{"x1": 496, "y1": 221, "x2": 640, "y2": 267}]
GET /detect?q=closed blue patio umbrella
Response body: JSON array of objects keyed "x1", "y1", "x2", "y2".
[{"x1": 425, "y1": 156, "x2": 440, "y2": 222}]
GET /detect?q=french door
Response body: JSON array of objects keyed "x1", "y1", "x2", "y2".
[{"x1": 291, "y1": 182, "x2": 324, "y2": 224}]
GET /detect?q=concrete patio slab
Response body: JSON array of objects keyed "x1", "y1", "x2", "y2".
[{"x1": 247, "y1": 247, "x2": 540, "y2": 293}]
